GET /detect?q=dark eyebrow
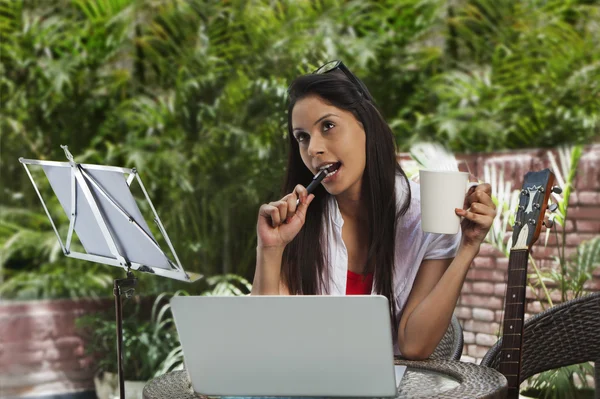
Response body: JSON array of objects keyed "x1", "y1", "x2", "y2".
[{"x1": 293, "y1": 113, "x2": 339, "y2": 132}]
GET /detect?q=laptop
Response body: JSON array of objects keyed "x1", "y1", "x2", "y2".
[{"x1": 170, "y1": 295, "x2": 406, "y2": 397}]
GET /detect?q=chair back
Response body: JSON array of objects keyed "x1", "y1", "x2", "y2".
[
  {"x1": 430, "y1": 314, "x2": 464, "y2": 361},
  {"x1": 481, "y1": 292, "x2": 600, "y2": 386}
]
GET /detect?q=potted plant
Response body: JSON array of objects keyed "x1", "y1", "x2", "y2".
[
  {"x1": 75, "y1": 294, "x2": 182, "y2": 399},
  {"x1": 75, "y1": 274, "x2": 252, "y2": 399}
]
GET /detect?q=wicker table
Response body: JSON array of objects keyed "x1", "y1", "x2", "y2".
[{"x1": 143, "y1": 359, "x2": 507, "y2": 399}]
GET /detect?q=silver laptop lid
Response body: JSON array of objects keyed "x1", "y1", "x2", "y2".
[{"x1": 171, "y1": 295, "x2": 397, "y2": 397}]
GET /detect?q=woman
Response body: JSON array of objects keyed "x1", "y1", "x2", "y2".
[{"x1": 251, "y1": 61, "x2": 496, "y2": 359}]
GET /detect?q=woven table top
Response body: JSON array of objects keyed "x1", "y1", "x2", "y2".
[{"x1": 143, "y1": 359, "x2": 507, "y2": 399}]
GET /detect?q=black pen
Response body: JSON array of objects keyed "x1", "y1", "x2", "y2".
[{"x1": 295, "y1": 167, "x2": 333, "y2": 206}]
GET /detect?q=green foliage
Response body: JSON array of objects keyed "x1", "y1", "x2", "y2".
[
  {"x1": 399, "y1": 0, "x2": 600, "y2": 151},
  {"x1": 76, "y1": 296, "x2": 181, "y2": 380},
  {"x1": 76, "y1": 274, "x2": 251, "y2": 380},
  {"x1": 524, "y1": 363, "x2": 595, "y2": 399},
  {"x1": 1, "y1": 0, "x2": 599, "y2": 293},
  {"x1": 0, "y1": 262, "x2": 114, "y2": 299}
]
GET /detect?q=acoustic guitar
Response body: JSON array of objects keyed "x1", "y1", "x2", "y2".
[{"x1": 498, "y1": 168, "x2": 561, "y2": 398}]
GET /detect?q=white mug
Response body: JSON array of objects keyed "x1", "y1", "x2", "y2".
[{"x1": 419, "y1": 170, "x2": 479, "y2": 235}]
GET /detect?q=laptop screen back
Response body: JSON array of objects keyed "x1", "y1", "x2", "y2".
[{"x1": 171, "y1": 295, "x2": 397, "y2": 397}]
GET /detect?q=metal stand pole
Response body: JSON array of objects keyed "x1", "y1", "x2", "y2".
[{"x1": 113, "y1": 270, "x2": 137, "y2": 399}]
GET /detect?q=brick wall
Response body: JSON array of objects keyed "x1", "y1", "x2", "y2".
[
  {"x1": 0, "y1": 298, "x2": 111, "y2": 398},
  {"x1": 403, "y1": 144, "x2": 600, "y2": 364}
]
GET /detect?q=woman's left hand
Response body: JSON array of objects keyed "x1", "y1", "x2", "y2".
[{"x1": 455, "y1": 183, "x2": 496, "y2": 249}]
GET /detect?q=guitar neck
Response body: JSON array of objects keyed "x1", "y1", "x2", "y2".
[{"x1": 498, "y1": 249, "x2": 529, "y2": 399}]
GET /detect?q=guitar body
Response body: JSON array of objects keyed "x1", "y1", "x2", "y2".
[{"x1": 498, "y1": 169, "x2": 556, "y2": 399}]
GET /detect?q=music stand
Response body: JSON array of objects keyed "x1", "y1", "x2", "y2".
[{"x1": 19, "y1": 145, "x2": 201, "y2": 399}]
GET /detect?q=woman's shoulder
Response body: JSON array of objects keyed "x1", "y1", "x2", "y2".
[{"x1": 395, "y1": 174, "x2": 422, "y2": 227}]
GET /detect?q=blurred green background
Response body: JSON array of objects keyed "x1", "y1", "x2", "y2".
[{"x1": 1, "y1": 0, "x2": 599, "y2": 298}]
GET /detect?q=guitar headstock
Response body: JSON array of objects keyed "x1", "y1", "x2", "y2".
[{"x1": 511, "y1": 169, "x2": 557, "y2": 250}]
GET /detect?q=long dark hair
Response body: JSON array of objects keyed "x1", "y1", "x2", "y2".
[{"x1": 281, "y1": 69, "x2": 412, "y2": 327}]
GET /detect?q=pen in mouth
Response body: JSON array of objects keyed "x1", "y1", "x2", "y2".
[
  {"x1": 295, "y1": 163, "x2": 339, "y2": 206},
  {"x1": 305, "y1": 168, "x2": 329, "y2": 194}
]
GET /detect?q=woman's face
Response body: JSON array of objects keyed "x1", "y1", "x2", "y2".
[{"x1": 291, "y1": 94, "x2": 366, "y2": 200}]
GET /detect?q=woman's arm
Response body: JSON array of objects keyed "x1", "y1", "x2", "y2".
[
  {"x1": 398, "y1": 183, "x2": 496, "y2": 359},
  {"x1": 251, "y1": 246, "x2": 289, "y2": 295},
  {"x1": 397, "y1": 245, "x2": 478, "y2": 359},
  {"x1": 251, "y1": 186, "x2": 313, "y2": 295}
]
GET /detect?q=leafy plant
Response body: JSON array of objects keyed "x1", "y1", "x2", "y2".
[
  {"x1": 76, "y1": 296, "x2": 181, "y2": 380},
  {"x1": 2, "y1": 0, "x2": 599, "y2": 291},
  {"x1": 0, "y1": 262, "x2": 114, "y2": 299},
  {"x1": 76, "y1": 274, "x2": 251, "y2": 380},
  {"x1": 522, "y1": 363, "x2": 596, "y2": 399}
]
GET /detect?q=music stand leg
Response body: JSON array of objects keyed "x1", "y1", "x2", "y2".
[{"x1": 113, "y1": 270, "x2": 137, "y2": 399}]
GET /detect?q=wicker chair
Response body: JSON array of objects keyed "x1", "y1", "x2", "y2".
[
  {"x1": 481, "y1": 292, "x2": 600, "y2": 398},
  {"x1": 429, "y1": 314, "x2": 464, "y2": 360}
]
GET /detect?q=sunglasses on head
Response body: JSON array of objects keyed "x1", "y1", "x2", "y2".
[{"x1": 313, "y1": 60, "x2": 373, "y2": 102}]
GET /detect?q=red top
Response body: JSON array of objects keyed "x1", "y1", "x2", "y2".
[{"x1": 346, "y1": 270, "x2": 374, "y2": 295}]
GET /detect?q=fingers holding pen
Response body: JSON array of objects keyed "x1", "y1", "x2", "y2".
[
  {"x1": 259, "y1": 202, "x2": 283, "y2": 228},
  {"x1": 283, "y1": 185, "x2": 310, "y2": 224},
  {"x1": 294, "y1": 184, "x2": 309, "y2": 206},
  {"x1": 262, "y1": 185, "x2": 310, "y2": 228},
  {"x1": 256, "y1": 188, "x2": 315, "y2": 248}
]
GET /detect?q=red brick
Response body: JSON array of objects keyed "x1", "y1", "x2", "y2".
[
  {"x1": 576, "y1": 149, "x2": 600, "y2": 191},
  {"x1": 568, "y1": 206, "x2": 600, "y2": 219},
  {"x1": 461, "y1": 282, "x2": 473, "y2": 294},
  {"x1": 463, "y1": 331, "x2": 475, "y2": 344},
  {"x1": 0, "y1": 298, "x2": 111, "y2": 317},
  {"x1": 0, "y1": 298, "x2": 111, "y2": 396},
  {"x1": 576, "y1": 221, "x2": 600, "y2": 233},
  {"x1": 534, "y1": 232, "x2": 561, "y2": 247},
  {"x1": 561, "y1": 220, "x2": 575, "y2": 233},
  {"x1": 584, "y1": 279, "x2": 600, "y2": 290},
  {"x1": 559, "y1": 246, "x2": 579, "y2": 259},
  {"x1": 526, "y1": 301, "x2": 545, "y2": 313},
  {"x1": 495, "y1": 310, "x2": 505, "y2": 322},
  {"x1": 467, "y1": 269, "x2": 507, "y2": 283},
  {"x1": 454, "y1": 307, "x2": 472, "y2": 320},
  {"x1": 473, "y1": 256, "x2": 496, "y2": 269},
  {"x1": 472, "y1": 282, "x2": 494, "y2": 294},
  {"x1": 494, "y1": 283, "x2": 507, "y2": 297},
  {"x1": 460, "y1": 355, "x2": 477, "y2": 363},
  {"x1": 549, "y1": 290, "x2": 563, "y2": 303},
  {"x1": 478, "y1": 244, "x2": 504, "y2": 257},
  {"x1": 461, "y1": 294, "x2": 504, "y2": 310},
  {"x1": 467, "y1": 344, "x2": 493, "y2": 359},
  {"x1": 496, "y1": 258, "x2": 509, "y2": 271},
  {"x1": 530, "y1": 245, "x2": 560, "y2": 259},
  {"x1": 579, "y1": 191, "x2": 600, "y2": 205},
  {"x1": 567, "y1": 192, "x2": 579, "y2": 205},
  {"x1": 472, "y1": 308, "x2": 495, "y2": 321},
  {"x1": 475, "y1": 333, "x2": 499, "y2": 347},
  {"x1": 566, "y1": 233, "x2": 596, "y2": 246}
]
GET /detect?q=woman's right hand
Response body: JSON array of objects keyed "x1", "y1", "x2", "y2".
[{"x1": 257, "y1": 184, "x2": 315, "y2": 249}]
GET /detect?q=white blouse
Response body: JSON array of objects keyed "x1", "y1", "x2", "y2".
[{"x1": 324, "y1": 175, "x2": 461, "y2": 353}]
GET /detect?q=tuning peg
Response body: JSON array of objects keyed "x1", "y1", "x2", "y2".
[
  {"x1": 543, "y1": 219, "x2": 554, "y2": 228},
  {"x1": 551, "y1": 186, "x2": 562, "y2": 194},
  {"x1": 548, "y1": 203, "x2": 558, "y2": 212}
]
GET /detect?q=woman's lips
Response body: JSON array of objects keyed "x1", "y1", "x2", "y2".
[{"x1": 322, "y1": 165, "x2": 341, "y2": 183}]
